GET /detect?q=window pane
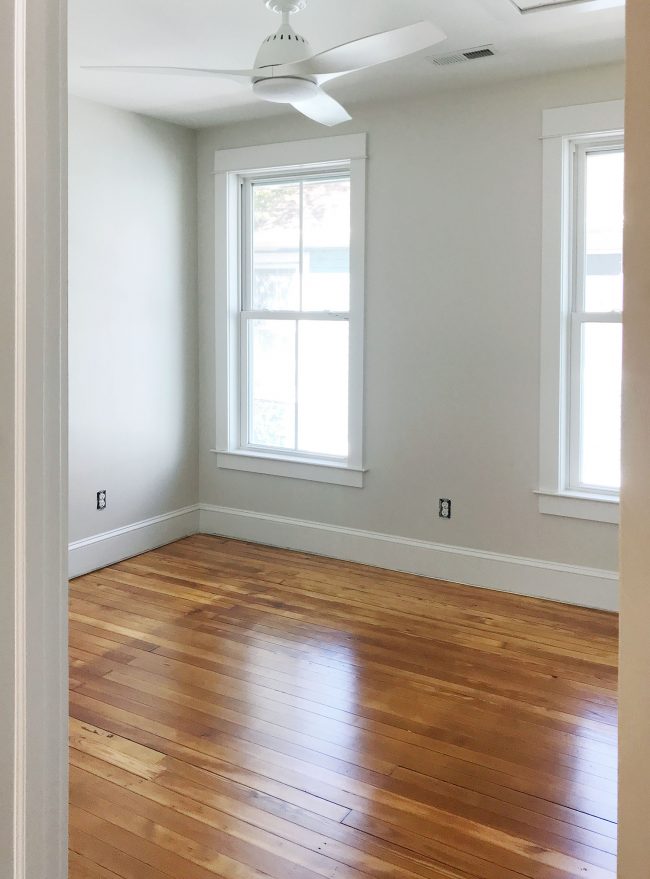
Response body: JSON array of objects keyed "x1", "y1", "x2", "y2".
[
  {"x1": 249, "y1": 319, "x2": 295, "y2": 449},
  {"x1": 579, "y1": 322, "x2": 622, "y2": 490},
  {"x1": 297, "y1": 321, "x2": 349, "y2": 457},
  {"x1": 252, "y1": 183, "x2": 300, "y2": 310},
  {"x1": 584, "y1": 150, "x2": 624, "y2": 313},
  {"x1": 302, "y1": 178, "x2": 351, "y2": 312}
]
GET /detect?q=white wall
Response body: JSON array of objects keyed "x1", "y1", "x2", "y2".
[
  {"x1": 197, "y1": 64, "x2": 624, "y2": 598},
  {"x1": 68, "y1": 98, "x2": 198, "y2": 561}
]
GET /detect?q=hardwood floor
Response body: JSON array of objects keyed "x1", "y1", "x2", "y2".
[{"x1": 68, "y1": 534, "x2": 618, "y2": 879}]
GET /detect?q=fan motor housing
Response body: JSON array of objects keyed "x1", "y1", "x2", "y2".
[{"x1": 255, "y1": 22, "x2": 313, "y2": 68}]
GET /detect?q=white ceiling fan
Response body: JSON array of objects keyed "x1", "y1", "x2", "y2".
[{"x1": 84, "y1": 0, "x2": 447, "y2": 127}]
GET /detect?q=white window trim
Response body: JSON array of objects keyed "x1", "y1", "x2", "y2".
[
  {"x1": 213, "y1": 134, "x2": 367, "y2": 487},
  {"x1": 539, "y1": 100, "x2": 623, "y2": 524}
]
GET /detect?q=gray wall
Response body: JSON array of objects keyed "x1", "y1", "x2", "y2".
[
  {"x1": 197, "y1": 63, "x2": 624, "y2": 573},
  {"x1": 68, "y1": 97, "x2": 198, "y2": 542},
  {"x1": 0, "y1": 1, "x2": 17, "y2": 870}
]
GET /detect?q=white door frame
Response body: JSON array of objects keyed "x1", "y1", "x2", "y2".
[{"x1": 1, "y1": 1, "x2": 68, "y2": 878}]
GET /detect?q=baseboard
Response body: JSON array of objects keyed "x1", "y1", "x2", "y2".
[
  {"x1": 68, "y1": 501, "x2": 619, "y2": 610},
  {"x1": 68, "y1": 505, "x2": 200, "y2": 579},
  {"x1": 199, "y1": 504, "x2": 619, "y2": 611}
]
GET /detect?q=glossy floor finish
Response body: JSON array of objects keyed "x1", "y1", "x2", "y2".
[{"x1": 68, "y1": 534, "x2": 619, "y2": 879}]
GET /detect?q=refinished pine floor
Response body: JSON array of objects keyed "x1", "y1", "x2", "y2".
[{"x1": 68, "y1": 534, "x2": 618, "y2": 879}]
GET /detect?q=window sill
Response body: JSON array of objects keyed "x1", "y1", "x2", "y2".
[
  {"x1": 214, "y1": 450, "x2": 366, "y2": 488},
  {"x1": 535, "y1": 490, "x2": 619, "y2": 524}
]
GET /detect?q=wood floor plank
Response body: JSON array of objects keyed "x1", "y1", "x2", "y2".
[
  {"x1": 79, "y1": 649, "x2": 614, "y2": 814},
  {"x1": 68, "y1": 851, "x2": 125, "y2": 879},
  {"x1": 69, "y1": 827, "x2": 178, "y2": 879},
  {"x1": 70, "y1": 713, "x2": 352, "y2": 823},
  {"x1": 70, "y1": 767, "x2": 352, "y2": 879},
  {"x1": 69, "y1": 535, "x2": 618, "y2": 879}
]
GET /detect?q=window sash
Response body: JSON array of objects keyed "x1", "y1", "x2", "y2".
[
  {"x1": 567, "y1": 312, "x2": 622, "y2": 495},
  {"x1": 239, "y1": 313, "x2": 350, "y2": 461},
  {"x1": 241, "y1": 311, "x2": 350, "y2": 321},
  {"x1": 238, "y1": 169, "x2": 353, "y2": 462},
  {"x1": 240, "y1": 168, "x2": 351, "y2": 314},
  {"x1": 570, "y1": 139, "x2": 624, "y2": 316}
]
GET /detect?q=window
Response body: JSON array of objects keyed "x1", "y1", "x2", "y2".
[
  {"x1": 568, "y1": 142, "x2": 623, "y2": 494},
  {"x1": 242, "y1": 171, "x2": 351, "y2": 458},
  {"x1": 213, "y1": 135, "x2": 366, "y2": 487},
  {"x1": 539, "y1": 101, "x2": 624, "y2": 523}
]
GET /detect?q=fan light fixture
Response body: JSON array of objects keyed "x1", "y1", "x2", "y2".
[{"x1": 253, "y1": 75, "x2": 319, "y2": 103}]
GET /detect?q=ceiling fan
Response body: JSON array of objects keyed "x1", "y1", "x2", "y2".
[{"x1": 84, "y1": 0, "x2": 447, "y2": 127}]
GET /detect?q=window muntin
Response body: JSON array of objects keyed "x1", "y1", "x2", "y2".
[
  {"x1": 568, "y1": 139, "x2": 624, "y2": 495},
  {"x1": 240, "y1": 169, "x2": 352, "y2": 461}
]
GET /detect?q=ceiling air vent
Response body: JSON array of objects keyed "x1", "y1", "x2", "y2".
[
  {"x1": 429, "y1": 46, "x2": 496, "y2": 67},
  {"x1": 463, "y1": 47, "x2": 496, "y2": 59}
]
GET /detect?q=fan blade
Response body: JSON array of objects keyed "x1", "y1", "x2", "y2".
[
  {"x1": 291, "y1": 90, "x2": 351, "y2": 127},
  {"x1": 82, "y1": 65, "x2": 256, "y2": 83},
  {"x1": 280, "y1": 20, "x2": 446, "y2": 78}
]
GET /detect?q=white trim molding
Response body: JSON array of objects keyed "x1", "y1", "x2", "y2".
[
  {"x1": 213, "y1": 133, "x2": 367, "y2": 173},
  {"x1": 538, "y1": 99, "x2": 624, "y2": 522},
  {"x1": 213, "y1": 133, "x2": 367, "y2": 484},
  {"x1": 199, "y1": 504, "x2": 619, "y2": 611},
  {"x1": 536, "y1": 490, "x2": 619, "y2": 524},
  {"x1": 68, "y1": 506, "x2": 201, "y2": 579},
  {"x1": 215, "y1": 450, "x2": 365, "y2": 487},
  {"x1": 2, "y1": 0, "x2": 68, "y2": 876},
  {"x1": 542, "y1": 100, "x2": 625, "y2": 139}
]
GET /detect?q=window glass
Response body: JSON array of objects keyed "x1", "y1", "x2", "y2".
[
  {"x1": 297, "y1": 321, "x2": 349, "y2": 456},
  {"x1": 249, "y1": 319, "x2": 296, "y2": 449},
  {"x1": 252, "y1": 182, "x2": 300, "y2": 311},
  {"x1": 579, "y1": 322, "x2": 622, "y2": 491},
  {"x1": 302, "y1": 178, "x2": 350, "y2": 312},
  {"x1": 583, "y1": 150, "x2": 624, "y2": 313}
]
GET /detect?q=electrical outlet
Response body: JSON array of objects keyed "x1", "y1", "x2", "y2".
[
  {"x1": 439, "y1": 498, "x2": 452, "y2": 519},
  {"x1": 97, "y1": 490, "x2": 107, "y2": 511}
]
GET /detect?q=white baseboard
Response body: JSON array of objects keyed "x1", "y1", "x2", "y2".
[
  {"x1": 68, "y1": 505, "x2": 200, "y2": 579},
  {"x1": 68, "y1": 501, "x2": 619, "y2": 611},
  {"x1": 199, "y1": 504, "x2": 619, "y2": 611}
]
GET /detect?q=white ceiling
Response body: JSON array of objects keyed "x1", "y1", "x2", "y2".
[{"x1": 68, "y1": 0, "x2": 625, "y2": 129}]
